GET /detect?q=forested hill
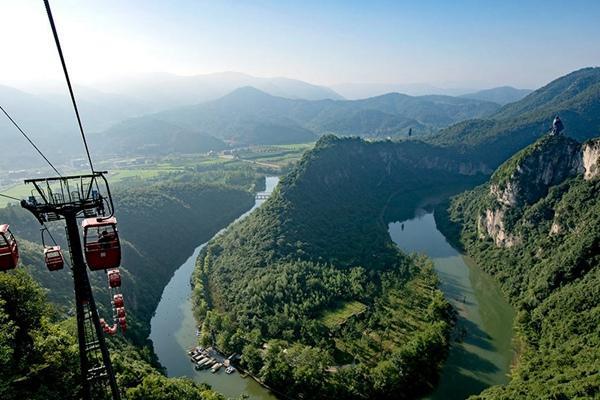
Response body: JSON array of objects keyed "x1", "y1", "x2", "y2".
[
  {"x1": 438, "y1": 134, "x2": 600, "y2": 398},
  {"x1": 430, "y1": 67, "x2": 600, "y2": 167},
  {"x1": 92, "y1": 117, "x2": 228, "y2": 156},
  {"x1": 0, "y1": 270, "x2": 226, "y2": 400},
  {"x1": 190, "y1": 135, "x2": 504, "y2": 399},
  {"x1": 0, "y1": 178, "x2": 255, "y2": 399},
  {"x1": 226, "y1": 135, "x2": 488, "y2": 270}
]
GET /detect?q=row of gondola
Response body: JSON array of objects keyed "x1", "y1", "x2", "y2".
[
  {"x1": 1, "y1": 217, "x2": 121, "y2": 272},
  {"x1": 1, "y1": 217, "x2": 127, "y2": 335}
]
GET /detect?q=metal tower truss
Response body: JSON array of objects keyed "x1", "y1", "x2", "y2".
[{"x1": 21, "y1": 172, "x2": 121, "y2": 400}]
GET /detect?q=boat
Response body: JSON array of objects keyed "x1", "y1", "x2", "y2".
[
  {"x1": 211, "y1": 363, "x2": 222, "y2": 373},
  {"x1": 225, "y1": 366, "x2": 235, "y2": 374},
  {"x1": 197, "y1": 357, "x2": 210, "y2": 366},
  {"x1": 200, "y1": 359, "x2": 215, "y2": 368}
]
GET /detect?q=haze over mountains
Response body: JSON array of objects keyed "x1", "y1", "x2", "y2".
[
  {"x1": 95, "y1": 71, "x2": 344, "y2": 110},
  {"x1": 0, "y1": 68, "x2": 593, "y2": 168},
  {"x1": 136, "y1": 87, "x2": 500, "y2": 147},
  {"x1": 460, "y1": 86, "x2": 533, "y2": 105}
]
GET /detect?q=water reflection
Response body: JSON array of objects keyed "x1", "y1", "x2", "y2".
[
  {"x1": 150, "y1": 178, "x2": 279, "y2": 400},
  {"x1": 389, "y1": 211, "x2": 515, "y2": 400}
]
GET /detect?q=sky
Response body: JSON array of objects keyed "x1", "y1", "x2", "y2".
[{"x1": 1, "y1": 0, "x2": 600, "y2": 90}]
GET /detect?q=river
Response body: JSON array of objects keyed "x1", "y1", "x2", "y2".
[
  {"x1": 150, "y1": 177, "x2": 279, "y2": 400},
  {"x1": 389, "y1": 209, "x2": 515, "y2": 399},
  {"x1": 150, "y1": 179, "x2": 515, "y2": 400}
]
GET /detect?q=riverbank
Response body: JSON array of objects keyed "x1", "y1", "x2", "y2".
[
  {"x1": 389, "y1": 210, "x2": 515, "y2": 399},
  {"x1": 150, "y1": 177, "x2": 279, "y2": 400}
]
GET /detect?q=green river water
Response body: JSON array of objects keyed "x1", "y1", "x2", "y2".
[{"x1": 389, "y1": 210, "x2": 515, "y2": 399}]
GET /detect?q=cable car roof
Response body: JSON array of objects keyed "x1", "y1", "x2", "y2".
[
  {"x1": 82, "y1": 217, "x2": 117, "y2": 229},
  {"x1": 0, "y1": 224, "x2": 9, "y2": 234}
]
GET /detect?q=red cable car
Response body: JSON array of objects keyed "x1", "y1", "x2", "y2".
[
  {"x1": 118, "y1": 317, "x2": 127, "y2": 333},
  {"x1": 44, "y1": 246, "x2": 64, "y2": 271},
  {"x1": 82, "y1": 217, "x2": 121, "y2": 271},
  {"x1": 0, "y1": 224, "x2": 19, "y2": 271},
  {"x1": 116, "y1": 307, "x2": 126, "y2": 318},
  {"x1": 107, "y1": 269, "x2": 121, "y2": 288},
  {"x1": 100, "y1": 318, "x2": 118, "y2": 335},
  {"x1": 113, "y1": 294, "x2": 124, "y2": 308}
]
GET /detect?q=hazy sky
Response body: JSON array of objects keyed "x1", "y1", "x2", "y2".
[{"x1": 2, "y1": 0, "x2": 600, "y2": 89}]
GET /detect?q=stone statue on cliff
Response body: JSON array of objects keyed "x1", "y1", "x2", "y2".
[{"x1": 551, "y1": 115, "x2": 564, "y2": 135}]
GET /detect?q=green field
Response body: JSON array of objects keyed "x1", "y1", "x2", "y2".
[
  {"x1": 0, "y1": 143, "x2": 314, "y2": 207},
  {"x1": 319, "y1": 300, "x2": 367, "y2": 330},
  {"x1": 332, "y1": 263, "x2": 443, "y2": 365},
  {"x1": 0, "y1": 168, "x2": 176, "y2": 207}
]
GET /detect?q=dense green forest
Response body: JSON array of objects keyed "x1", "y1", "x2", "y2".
[
  {"x1": 3, "y1": 66, "x2": 600, "y2": 400},
  {"x1": 0, "y1": 177, "x2": 255, "y2": 343},
  {"x1": 0, "y1": 169, "x2": 261, "y2": 399},
  {"x1": 437, "y1": 135, "x2": 600, "y2": 398},
  {"x1": 0, "y1": 270, "x2": 225, "y2": 400},
  {"x1": 189, "y1": 135, "x2": 502, "y2": 399}
]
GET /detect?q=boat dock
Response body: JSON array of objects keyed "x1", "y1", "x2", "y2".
[{"x1": 188, "y1": 346, "x2": 236, "y2": 375}]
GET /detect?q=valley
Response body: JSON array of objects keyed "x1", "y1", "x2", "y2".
[{"x1": 1, "y1": 64, "x2": 599, "y2": 400}]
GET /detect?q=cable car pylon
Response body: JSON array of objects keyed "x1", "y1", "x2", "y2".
[{"x1": 21, "y1": 172, "x2": 121, "y2": 400}]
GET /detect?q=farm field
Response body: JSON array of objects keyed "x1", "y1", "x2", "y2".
[{"x1": 0, "y1": 143, "x2": 314, "y2": 207}]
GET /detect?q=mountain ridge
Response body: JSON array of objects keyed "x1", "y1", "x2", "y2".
[
  {"x1": 429, "y1": 67, "x2": 600, "y2": 167},
  {"x1": 460, "y1": 86, "x2": 532, "y2": 105},
  {"x1": 98, "y1": 86, "x2": 500, "y2": 151}
]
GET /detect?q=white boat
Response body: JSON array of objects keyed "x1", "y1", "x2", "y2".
[
  {"x1": 225, "y1": 366, "x2": 235, "y2": 374},
  {"x1": 196, "y1": 357, "x2": 208, "y2": 365},
  {"x1": 211, "y1": 363, "x2": 223, "y2": 373}
]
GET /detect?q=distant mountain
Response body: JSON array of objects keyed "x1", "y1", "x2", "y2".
[
  {"x1": 97, "y1": 71, "x2": 344, "y2": 110},
  {"x1": 430, "y1": 67, "x2": 600, "y2": 167},
  {"x1": 0, "y1": 85, "x2": 80, "y2": 169},
  {"x1": 107, "y1": 86, "x2": 498, "y2": 149},
  {"x1": 37, "y1": 85, "x2": 152, "y2": 131},
  {"x1": 330, "y1": 82, "x2": 472, "y2": 99},
  {"x1": 91, "y1": 117, "x2": 227, "y2": 155},
  {"x1": 0, "y1": 83, "x2": 159, "y2": 169},
  {"x1": 460, "y1": 86, "x2": 532, "y2": 105}
]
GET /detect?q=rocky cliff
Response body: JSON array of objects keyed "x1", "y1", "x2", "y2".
[
  {"x1": 477, "y1": 134, "x2": 598, "y2": 247},
  {"x1": 583, "y1": 138, "x2": 600, "y2": 180},
  {"x1": 442, "y1": 132, "x2": 600, "y2": 399}
]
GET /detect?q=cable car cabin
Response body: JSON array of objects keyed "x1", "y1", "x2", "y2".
[
  {"x1": 44, "y1": 246, "x2": 64, "y2": 271},
  {"x1": 82, "y1": 217, "x2": 121, "y2": 271},
  {"x1": 113, "y1": 294, "x2": 124, "y2": 308},
  {"x1": 100, "y1": 319, "x2": 118, "y2": 335},
  {"x1": 0, "y1": 224, "x2": 19, "y2": 271},
  {"x1": 116, "y1": 307, "x2": 126, "y2": 318},
  {"x1": 118, "y1": 317, "x2": 127, "y2": 333},
  {"x1": 107, "y1": 269, "x2": 121, "y2": 288}
]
